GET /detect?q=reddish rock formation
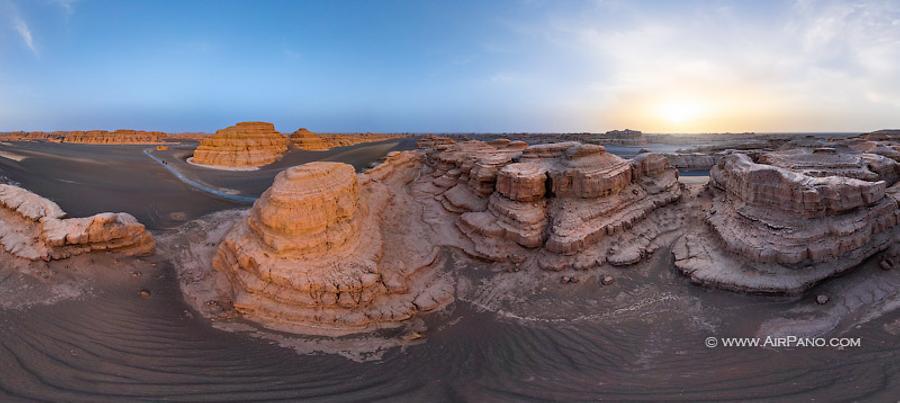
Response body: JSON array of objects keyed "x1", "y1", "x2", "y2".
[
  {"x1": 62, "y1": 130, "x2": 167, "y2": 144},
  {"x1": 674, "y1": 152, "x2": 900, "y2": 293},
  {"x1": 0, "y1": 130, "x2": 167, "y2": 144},
  {"x1": 288, "y1": 128, "x2": 329, "y2": 150},
  {"x1": 191, "y1": 122, "x2": 289, "y2": 168},
  {"x1": 415, "y1": 139, "x2": 683, "y2": 270},
  {"x1": 289, "y1": 129, "x2": 406, "y2": 151},
  {"x1": 0, "y1": 184, "x2": 154, "y2": 261},
  {"x1": 212, "y1": 157, "x2": 452, "y2": 335}
]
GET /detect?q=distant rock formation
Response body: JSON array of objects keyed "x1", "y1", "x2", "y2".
[
  {"x1": 603, "y1": 129, "x2": 643, "y2": 138},
  {"x1": 289, "y1": 128, "x2": 329, "y2": 150},
  {"x1": 662, "y1": 153, "x2": 722, "y2": 170},
  {"x1": 62, "y1": 130, "x2": 167, "y2": 144},
  {"x1": 191, "y1": 122, "x2": 289, "y2": 168},
  {"x1": 862, "y1": 129, "x2": 900, "y2": 141},
  {"x1": 212, "y1": 157, "x2": 452, "y2": 335},
  {"x1": 674, "y1": 151, "x2": 900, "y2": 293},
  {"x1": 0, "y1": 130, "x2": 167, "y2": 144},
  {"x1": 0, "y1": 184, "x2": 154, "y2": 261},
  {"x1": 594, "y1": 129, "x2": 647, "y2": 146},
  {"x1": 289, "y1": 128, "x2": 406, "y2": 151},
  {"x1": 416, "y1": 139, "x2": 684, "y2": 270}
]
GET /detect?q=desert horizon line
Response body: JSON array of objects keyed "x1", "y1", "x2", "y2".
[{"x1": 1, "y1": 126, "x2": 894, "y2": 136}]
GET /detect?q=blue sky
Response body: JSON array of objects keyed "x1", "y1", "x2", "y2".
[{"x1": 1, "y1": 0, "x2": 898, "y2": 133}]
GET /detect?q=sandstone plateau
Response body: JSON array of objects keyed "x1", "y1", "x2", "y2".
[
  {"x1": 0, "y1": 184, "x2": 154, "y2": 261},
  {"x1": 191, "y1": 122, "x2": 289, "y2": 168},
  {"x1": 674, "y1": 148, "x2": 900, "y2": 293},
  {"x1": 289, "y1": 128, "x2": 405, "y2": 151}
]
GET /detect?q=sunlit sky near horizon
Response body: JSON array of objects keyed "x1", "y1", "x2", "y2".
[{"x1": 1, "y1": 0, "x2": 898, "y2": 134}]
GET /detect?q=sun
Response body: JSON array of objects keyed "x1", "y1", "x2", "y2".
[{"x1": 656, "y1": 97, "x2": 706, "y2": 126}]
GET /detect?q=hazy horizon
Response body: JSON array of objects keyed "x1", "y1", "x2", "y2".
[{"x1": 2, "y1": 0, "x2": 899, "y2": 133}]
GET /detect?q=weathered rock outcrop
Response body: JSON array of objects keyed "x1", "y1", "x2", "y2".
[
  {"x1": 290, "y1": 129, "x2": 405, "y2": 151},
  {"x1": 416, "y1": 139, "x2": 684, "y2": 271},
  {"x1": 663, "y1": 153, "x2": 721, "y2": 170},
  {"x1": 674, "y1": 152, "x2": 900, "y2": 293},
  {"x1": 212, "y1": 157, "x2": 452, "y2": 335},
  {"x1": 191, "y1": 122, "x2": 289, "y2": 168},
  {"x1": 0, "y1": 184, "x2": 154, "y2": 261},
  {"x1": 62, "y1": 130, "x2": 167, "y2": 144}
]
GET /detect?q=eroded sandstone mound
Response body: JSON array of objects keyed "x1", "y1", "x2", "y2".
[
  {"x1": 290, "y1": 129, "x2": 405, "y2": 151},
  {"x1": 0, "y1": 184, "x2": 154, "y2": 261},
  {"x1": 414, "y1": 139, "x2": 684, "y2": 270},
  {"x1": 212, "y1": 157, "x2": 453, "y2": 335},
  {"x1": 674, "y1": 152, "x2": 900, "y2": 293},
  {"x1": 191, "y1": 122, "x2": 289, "y2": 168}
]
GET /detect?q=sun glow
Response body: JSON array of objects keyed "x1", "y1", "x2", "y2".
[{"x1": 656, "y1": 97, "x2": 707, "y2": 126}]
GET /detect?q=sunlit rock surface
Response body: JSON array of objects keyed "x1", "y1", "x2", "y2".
[
  {"x1": 290, "y1": 128, "x2": 405, "y2": 151},
  {"x1": 61, "y1": 130, "x2": 167, "y2": 144},
  {"x1": 191, "y1": 122, "x2": 289, "y2": 168},
  {"x1": 0, "y1": 184, "x2": 154, "y2": 261}
]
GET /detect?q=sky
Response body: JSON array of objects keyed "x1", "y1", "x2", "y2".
[{"x1": 0, "y1": 0, "x2": 898, "y2": 134}]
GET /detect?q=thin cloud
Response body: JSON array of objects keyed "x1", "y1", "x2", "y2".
[
  {"x1": 52, "y1": 0, "x2": 77, "y2": 16},
  {"x1": 13, "y1": 15, "x2": 37, "y2": 55}
]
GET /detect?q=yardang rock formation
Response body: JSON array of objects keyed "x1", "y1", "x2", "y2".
[
  {"x1": 415, "y1": 139, "x2": 684, "y2": 270},
  {"x1": 0, "y1": 184, "x2": 154, "y2": 261},
  {"x1": 674, "y1": 149, "x2": 900, "y2": 293},
  {"x1": 191, "y1": 122, "x2": 289, "y2": 168},
  {"x1": 290, "y1": 128, "x2": 406, "y2": 151},
  {"x1": 212, "y1": 157, "x2": 453, "y2": 335}
]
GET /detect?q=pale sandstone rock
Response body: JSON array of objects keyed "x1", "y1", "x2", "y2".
[
  {"x1": 674, "y1": 152, "x2": 900, "y2": 293},
  {"x1": 0, "y1": 184, "x2": 154, "y2": 261},
  {"x1": 191, "y1": 122, "x2": 289, "y2": 168},
  {"x1": 213, "y1": 158, "x2": 453, "y2": 335},
  {"x1": 419, "y1": 139, "x2": 682, "y2": 270}
]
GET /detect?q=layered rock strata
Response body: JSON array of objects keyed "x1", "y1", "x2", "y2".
[
  {"x1": 212, "y1": 158, "x2": 453, "y2": 335},
  {"x1": 0, "y1": 184, "x2": 154, "y2": 261},
  {"x1": 191, "y1": 122, "x2": 289, "y2": 168},
  {"x1": 62, "y1": 130, "x2": 167, "y2": 144},
  {"x1": 416, "y1": 139, "x2": 683, "y2": 270},
  {"x1": 674, "y1": 152, "x2": 900, "y2": 293},
  {"x1": 290, "y1": 129, "x2": 405, "y2": 151}
]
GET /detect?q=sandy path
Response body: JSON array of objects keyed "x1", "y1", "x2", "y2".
[{"x1": 143, "y1": 148, "x2": 256, "y2": 204}]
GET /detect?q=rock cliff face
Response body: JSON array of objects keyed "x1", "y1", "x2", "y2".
[
  {"x1": 191, "y1": 122, "x2": 289, "y2": 168},
  {"x1": 663, "y1": 153, "x2": 722, "y2": 170},
  {"x1": 62, "y1": 130, "x2": 167, "y2": 144},
  {"x1": 0, "y1": 184, "x2": 154, "y2": 261},
  {"x1": 290, "y1": 129, "x2": 405, "y2": 151},
  {"x1": 416, "y1": 139, "x2": 684, "y2": 270},
  {"x1": 674, "y1": 152, "x2": 900, "y2": 293},
  {"x1": 212, "y1": 157, "x2": 453, "y2": 335}
]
